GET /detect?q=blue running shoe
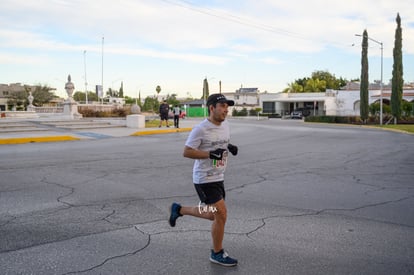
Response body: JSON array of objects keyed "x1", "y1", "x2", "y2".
[
  {"x1": 169, "y1": 202, "x2": 182, "y2": 227},
  {"x1": 209, "y1": 249, "x2": 238, "y2": 266}
]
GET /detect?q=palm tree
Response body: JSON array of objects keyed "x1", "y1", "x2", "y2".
[
  {"x1": 156, "y1": 85, "x2": 161, "y2": 96},
  {"x1": 304, "y1": 79, "x2": 326, "y2": 92}
]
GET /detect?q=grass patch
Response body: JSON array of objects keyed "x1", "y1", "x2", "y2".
[
  {"x1": 378, "y1": 124, "x2": 414, "y2": 134},
  {"x1": 145, "y1": 119, "x2": 161, "y2": 128}
]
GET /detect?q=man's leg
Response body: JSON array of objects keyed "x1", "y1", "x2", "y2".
[
  {"x1": 210, "y1": 199, "x2": 226, "y2": 253},
  {"x1": 208, "y1": 199, "x2": 238, "y2": 266},
  {"x1": 180, "y1": 206, "x2": 214, "y2": 220}
]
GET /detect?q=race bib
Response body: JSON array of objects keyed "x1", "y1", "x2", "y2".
[{"x1": 212, "y1": 151, "x2": 228, "y2": 168}]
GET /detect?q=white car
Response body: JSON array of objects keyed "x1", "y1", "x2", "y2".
[{"x1": 291, "y1": 110, "x2": 303, "y2": 119}]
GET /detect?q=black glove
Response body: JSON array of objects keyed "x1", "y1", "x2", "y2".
[
  {"x1": 227, "y1": 143, "x2": 238, "y2": 156},
  {"x1": 209, "y1": 148, "x2": 226, "y2": 160}
]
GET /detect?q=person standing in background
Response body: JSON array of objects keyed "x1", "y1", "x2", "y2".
[
  {"x1": 159, "y1": 100, "x2": 170, "y2": 128},
  {"x1": 173, "y1": 105, "x2": 181, "y2": 128}
]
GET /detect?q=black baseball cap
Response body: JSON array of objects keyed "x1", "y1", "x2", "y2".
[{"x1": 207, "y1": 93, "x2": 234, "y2": 106}]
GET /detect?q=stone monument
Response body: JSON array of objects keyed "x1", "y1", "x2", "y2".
[
  {"x1": 63, "y1": 75, "x2": 82, "y2": 119},
  {"x1": 130, "y1": 103, "x2": 141, "y2": 114},
  {"x1": 26, "y1": 91, "x2": 35, "y2": 112},
  {"x1": 127, "y1": 100, "x2": 145, "y2": 128}
]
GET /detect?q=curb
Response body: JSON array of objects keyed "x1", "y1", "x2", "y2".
[
  {"x1": 0, "y1": 136, "x2": 80, "y2": 145},
  {"x1": 130, "y1": 127, "x2": 192, "y2": 136},
  {"x1": 0, "y1": 127, "x2": 194, "y2": 145}
]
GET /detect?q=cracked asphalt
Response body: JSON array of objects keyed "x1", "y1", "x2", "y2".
[{"x1": 0, "y1": 119, "x2": 413, "y2": 274}]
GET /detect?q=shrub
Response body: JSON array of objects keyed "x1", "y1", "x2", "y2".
[
  {"x1": 249, "y1": 109, "x2": 257, "y2": 116},
  {"x1": 232, "y1": 108, "x2": 248, "y2": 116},
  {"x1": 304, "y1": 115, "x2": 414, "y2": 125},
  {"x1": 79, "y1": 108, "x2": 131, "y2": 117}
]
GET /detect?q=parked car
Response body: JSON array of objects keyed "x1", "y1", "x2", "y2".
[
  {"x1": 168, "y1": 111, "x2": 186, "y2": 119},
  {"x1": 291, "y1": 108, "x2": 311, "y2": 119},
  {"x1": 290, "y1": 110, "x2": 303, "y2": 119}
]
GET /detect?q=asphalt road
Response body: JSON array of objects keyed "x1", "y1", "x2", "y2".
[{"x1": 1, "y1": 119, "x2": 413, "y2": 274}]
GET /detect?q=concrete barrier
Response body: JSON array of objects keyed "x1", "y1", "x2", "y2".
[
  {"x1": 1, "y1": 111, "x2": 39, "y2": 119},
  {"x1": 126, "y1": 114, "x2": 145, "y2": 128}
]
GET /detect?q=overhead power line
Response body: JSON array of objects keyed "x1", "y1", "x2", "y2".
[
  {"x1": 161, "y1": 0, "x2": 306, "y2": 40},
  {"x1": 160, "y1": 0, "x2": 351, "y2": 48}
]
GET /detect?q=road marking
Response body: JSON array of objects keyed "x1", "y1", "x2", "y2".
[
  {"x1": 131, "y1": 127, "x2": 192, "y2": 136},
  {"x1": 0, "y1": 136, "x2": 80, "y2": 145},
  {"x1": 76, "y1": 132, "x2": 112, "y2": 139}
]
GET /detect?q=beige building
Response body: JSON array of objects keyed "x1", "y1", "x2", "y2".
[
  {"x1": 223, "y1": 87, "x2": 260, "y2": 112},
  {"x1": 0, "y1": 83, "x2": 37, "y2": 111}
]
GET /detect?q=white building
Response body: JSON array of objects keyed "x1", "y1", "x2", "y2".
[
  {"x1": 260, "y1": 84, "x2": 414, "y2": 117},
  {"x1": 222, "y1": 87, "x2": 260, "y2": 113}
]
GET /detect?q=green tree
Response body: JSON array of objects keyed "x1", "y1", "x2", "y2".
[
  {"x1": 73, "y1": 91, "x2": 84, "y2": 102},
  {"x1": 165, "y1": 93, "x2": 180, "y2": 106},
  {"x1": 32, "y1": 85, "x2": 57, "y2": 106},
  {"x1": 6, "y1": 84, "x2": 56, "y2": 109},
  {"x1": 107, "y1": 88, "x2": 118, "y2": 97},
  {"x1": 391, "y1": 13, "x2": 403, "y2": 123},
  {"x1": 369, "y1": 102, "x2": 380, "y2": 116},
  {"x1": 119, "y1": 82, "x2": 124, "y2": 98},
  {"x1": 287, "y1": 71, "x2": 347, "y2": 93},
  {"x1": 87, "y1": 91, "x2": 99, "y2": 102},
  {"x1": 283, "y1": 82, "x2": 304, "y2": 93},
  {"x1": 73, "y1": 91, "x2": 98, "y2": 102},
  {"x1": 295, "y1": 77, "x2": 310, "y2": 88},
  {"x1": 7, "y1": 90, "x2": 27, "y2": 110},
  {"x1": 202, "y1": 78, "x2": 209, "y2": 99},
  {"x1": 311, "y1": 70, "x2": 345, "y2": 90},
  {"x1": 360, "y1": 29, "x2": 369, "y2": 122},
  {"x1": 401, "y1": 101, "x2": 413, "y2": 117},
  {"x1": 142, "y1": 96, "x2": 159, "y2": 112},
  {"x1": 124, "y1": 96, "x2": 135, "y2": 105},
  {"x1": 304, "y1": 78, "x2": 326, "y2": 92}
]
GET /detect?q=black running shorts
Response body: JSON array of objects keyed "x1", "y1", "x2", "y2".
[
  {"x1": 160, "y1": 113, "x2": 168, "y2": 120},
  {"x1": 194, "y1": 181, "x2": 225, "y2": 204}
]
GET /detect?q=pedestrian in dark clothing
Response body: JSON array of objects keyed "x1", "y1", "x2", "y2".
[{"x1": 159, "y1": 100, "x2": 170, "y2": 128}]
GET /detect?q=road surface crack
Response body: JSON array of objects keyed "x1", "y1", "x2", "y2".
[{"x1": 62, "y1": 227, "x2": 150, "y2": 275}]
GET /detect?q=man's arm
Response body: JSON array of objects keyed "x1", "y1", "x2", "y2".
[
  {"x1": 183, "y1": 146, "x2": 226, "y2": 160},
  {"x1": 183, "y1": 146, "x2": 209, "y2": 159}
]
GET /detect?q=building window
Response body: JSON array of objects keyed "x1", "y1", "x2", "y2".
[
  {"x1": 263, "y1": 102, "x2": 275, "y2": 113},
  {"x1": 353, "y1": 100, "x2": 360, "y2": 111}
]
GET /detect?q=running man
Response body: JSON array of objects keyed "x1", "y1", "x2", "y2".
[{"x1": 169, "y1": 93, "x2": 239, "y2": 267}]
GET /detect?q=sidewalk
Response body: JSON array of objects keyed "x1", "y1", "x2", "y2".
[{"x1": 0, "y1": 117, "x2": 200, "y2": 144}]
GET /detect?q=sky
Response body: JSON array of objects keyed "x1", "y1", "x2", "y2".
[{"x1": 1, "y1": 0, "x2": 414, "y2": 99}]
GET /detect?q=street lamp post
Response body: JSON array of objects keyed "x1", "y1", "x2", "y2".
[
  {"x1": 101, "y1": 36, "x2": 104, "y2": 105},
  {"x1": 355, "y1": 34, "x2": 383, "y2": 125},
  {"x1": 83, "y1": 50, "x2": 88, "y2": 104}
]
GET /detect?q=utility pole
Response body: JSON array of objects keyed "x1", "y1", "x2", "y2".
[
  {"x1": 101, "y1": 36, "x2": 104, "y2": 104},
  {"x1": 83, "y1": 50, "x2": 88, "y2": 104}
]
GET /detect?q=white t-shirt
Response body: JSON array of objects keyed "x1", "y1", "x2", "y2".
[
  {"x1": 185, "y1": 119, "x2": 230, "y2": 184},
  {"x1": 173, "y1": 107, "x2": 180, "y2": 115}
]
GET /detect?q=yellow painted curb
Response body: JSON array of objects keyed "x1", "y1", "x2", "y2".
[
  {"x1": 0, "y1": 136, "x2": 80, "y2": 145},
  {"x1": 130, "y1": 127, "x2": 192, "y2": 136}
]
